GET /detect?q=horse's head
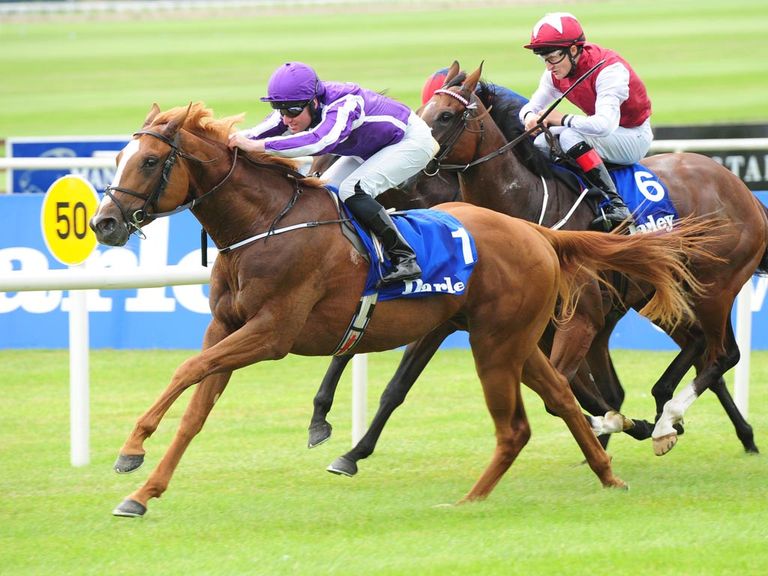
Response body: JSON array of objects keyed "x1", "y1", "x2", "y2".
[
  {"x1": 90, "y1": 103, "x2": 233, "y2": 246},
  {"x1": 419, "y1": 61, "x2": 489, "y2": 168}
]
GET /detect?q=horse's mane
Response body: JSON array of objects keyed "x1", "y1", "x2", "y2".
[
  {"x1": 444, "y1": 74, "x2": 552, "y2": 179},
  {"x1": 151, "y1": 102, "x2": 317, "y2": 179}
]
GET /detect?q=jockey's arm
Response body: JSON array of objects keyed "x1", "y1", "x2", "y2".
[
  {"x1": 563, "y1": 63, "x2": 629, "y2": 137},
  {"x1": 263, "y1": 96, "x2": 363, "y2": 158},
  {"x1": 519, "y1": 70, "x2": 561, "y2": 130}
]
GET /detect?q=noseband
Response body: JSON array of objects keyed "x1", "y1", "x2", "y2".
[{"x1": 104, "y1": 129, "x2": 237, "y2": 237}]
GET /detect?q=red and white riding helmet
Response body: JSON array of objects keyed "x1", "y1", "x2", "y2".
[{"x1": 524, "y1": 13, "x2": 586, "y2": 52}]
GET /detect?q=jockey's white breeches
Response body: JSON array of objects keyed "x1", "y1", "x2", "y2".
[
  {"x1": 533, "y1": 118, "x2": 653, "y2": 165},
  {"x1": 323, "y1": 112, "x2": 439, "y2": 201}
]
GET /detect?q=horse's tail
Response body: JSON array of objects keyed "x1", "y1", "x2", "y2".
[
  {"x1": 532, "y1": 220, "x2": 717, "y2": 331},
  {"x1": 756, "y1": 201, "x2": 768, "y2": 276}
]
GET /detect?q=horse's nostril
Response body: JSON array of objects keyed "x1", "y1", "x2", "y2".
[{"x1": 93, "y1": 217, "x2": 117, "y2": 236}]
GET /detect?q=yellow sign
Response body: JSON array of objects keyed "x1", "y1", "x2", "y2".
[{"x1": 41, "y1": 175, "x2": 100, "y2": 265}]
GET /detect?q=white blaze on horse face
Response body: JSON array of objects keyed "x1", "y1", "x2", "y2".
[{"x1": 102, "y1": 139, "x2": 141, "y2": 208}]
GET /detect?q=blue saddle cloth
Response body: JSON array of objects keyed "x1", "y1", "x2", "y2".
[
  {"x1": 332, "y1": 191, "x2": 477, "y2": 302},
  {"x1": 609, "y1": 164, "x2": 678, "y2": 233},
  {"x1": 561, "y1": 163, "x2": 678, "y2": 232}
]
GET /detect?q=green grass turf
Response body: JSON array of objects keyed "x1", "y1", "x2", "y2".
[
  {"x1": 1, "y1": 349, "x2": 766, "y2": 575},
  {"x1": 1, "y1": 0, "x2": 767, "y2": 140}
]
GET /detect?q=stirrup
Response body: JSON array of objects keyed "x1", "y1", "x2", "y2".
[
  {"x1": 590, "y1": 206, "x2": 635, "y2": 234},
  {"x1": 378, "y1": 258, "x2": 421, "y2": 286}
]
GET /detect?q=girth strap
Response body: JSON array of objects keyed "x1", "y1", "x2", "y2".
[{"x1": 332, "y1": 292, "x2": 379, "y2": 356}]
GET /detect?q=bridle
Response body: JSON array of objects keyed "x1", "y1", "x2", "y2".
[
  {"x1": 425, "y1": 60, "x2": 606, "y2": 177},
  {"x1": 424, "y1": 88, "x2": 486, "y2": 176},
  {"x1": 103, "y1": 129, "x2": 238, "y2": 238},
  {"x1": 425, "y1": 87, "x2": 533, "y2": 175}
]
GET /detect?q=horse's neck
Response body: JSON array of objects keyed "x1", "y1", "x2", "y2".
[
  {"x1": 186, "y1": 147, "x2": 318, "y2": 249},
  {"x1": 460, "y1": 124, "x2": 590, "y2": 229},
  {"x1": 459, "y1": 126, "x2": 544, "y2": 220}
]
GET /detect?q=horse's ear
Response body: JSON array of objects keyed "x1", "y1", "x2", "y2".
[
  {"x1": 162, "y1": 102, "x2": 192, "y2": 138},
  {"x1": 444, "y1": 61, "x2": 461, "y2": 86},
  {"x1": 142, "y1": 103, "x2": 161, "y2": 129},
  {"x1": 462, "y1": 61, "x2": 484, "y2": 96}
]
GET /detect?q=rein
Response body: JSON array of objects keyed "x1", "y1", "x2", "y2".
[
  {"x1": 106, "y1": 128, "x2": 352, "y2": 258},
  {"x1": 429, "y1": 60, "x2": 605, "y2": 174}
]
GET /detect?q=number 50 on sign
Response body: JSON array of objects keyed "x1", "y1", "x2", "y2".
[{"x1": 41, "y1": 175, "x2": 100, "y2": 266}]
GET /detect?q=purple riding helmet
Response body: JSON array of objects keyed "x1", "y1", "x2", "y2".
[{"x1": 260, "y1": 62, "x2": 320, "y2": 104}]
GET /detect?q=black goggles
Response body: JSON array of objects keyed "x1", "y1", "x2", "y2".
[{"x1": 271, "y1": 100, "x2": 310, "y2": 118}]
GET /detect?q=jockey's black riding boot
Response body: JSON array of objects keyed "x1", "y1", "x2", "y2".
[
  {"x1": 345, "y1": 185, "x2": 422, "y2": 285},
  {"x1": 566, "y1": 142, "x2": 633, "y2": 232}
]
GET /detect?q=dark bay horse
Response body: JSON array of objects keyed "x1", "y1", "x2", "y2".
[
  {"x1": 422, "y1": 63, "x2": 768, "y2": 457},
  {"x1": 91, "y1": 103, "x2": 703, "y2": 517}
]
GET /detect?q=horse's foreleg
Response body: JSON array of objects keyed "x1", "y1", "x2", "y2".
[
  {"x1": 113, "y1": 370, "x2": 233, "y2": 517},
  {"x1": 114, "y1": 321, "x2": 231, "y2": 472},
  {"x1": 112, "y1": 315, "x2": 290, "y2": 516},
  {"x1": 549, "y1": 280, "x2": 603, "y2": 382},
  {"x1": 114, "y1": 366, "x2": 201, "y2": 473},
  {"x1": 523, "y1": 348, "x2": 626, "y2": 489},
  {"x1": 308, "y1": 355, "x2": 353, "y2": 448},
  {"x1": 327, "y1": 324, "x2": 453, "y2": 477}
]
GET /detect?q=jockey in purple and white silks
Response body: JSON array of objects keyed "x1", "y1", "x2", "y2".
[{"x1": 228, "y1": 62, "x2": 439, "y2": 285}]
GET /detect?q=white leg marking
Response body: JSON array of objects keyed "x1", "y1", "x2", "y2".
[
  {"x1": 653, "y1": 381, "x2": 699, "y2": 439},
  {"x1": 589, "y1": 410, "x2": 627, "y2": 435}
]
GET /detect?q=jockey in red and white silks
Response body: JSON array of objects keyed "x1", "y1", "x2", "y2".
[{"x1": 518, "y1": 12, "x2": 653, "y2": 230}]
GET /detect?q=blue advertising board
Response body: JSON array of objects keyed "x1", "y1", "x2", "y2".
[
  {"x1": 1, "y1": 195, "x2": 211, "y2": 349},
  {"x1": 7, "y1": 135, "x2": 129, "y2": 194},
  {"x1": 1, "y1": 193, "x2": 768, "y2": 350}
]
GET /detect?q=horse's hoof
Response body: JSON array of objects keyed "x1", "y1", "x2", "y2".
[
  {"x1": 604, "y1": 477, "x2": 629, "y2": 490},
  {"x1": 327, "y1": 456, "x2": 358, "y2": 477},
  {"x1": 308, "y1": 422, "x2": 332, "y2": 448},
  {"x1": 653, "y1": 433, "x2": 678, "y2": 456},
  {"x1": 114, "y1": 453, "x2": 145, "y2": 474},
  {"x1": 112, "y1": 498, "x2": 146, "y2": 517}
]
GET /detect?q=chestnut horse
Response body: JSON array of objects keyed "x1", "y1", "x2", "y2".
[{"x1": 91, "y1": 103, "x2": 702, "y2": 517}]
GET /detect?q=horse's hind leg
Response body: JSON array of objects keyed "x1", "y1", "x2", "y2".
[
  {"x1": 327, "y1": 323, "x2": 454, "y2": 477},
  {"x1": 308, "y1": 355, "x2": 353, "y2": 448},
  {"x1": 656, "y1": 319, "x2": 757, "y2": 454},
  {"x1": 461, "y1": 346, "x2": 530, "y2": 503},
  {"x1": 652, "y1": 304, "x2": 754, "y2": 455},
  {"x1": 523, "y1": 348, "x2": 625, "y2": 489},
  {"x1": 707, "y1": 319, "x2": 757, "y2": 452},
  {"x1": 112, "y1": 370, "x2": 233, "y2": 517}
]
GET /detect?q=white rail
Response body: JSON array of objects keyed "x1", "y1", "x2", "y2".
[
  {"x1": 649, "y1": 137, "x2": 768, "y2": 152},
  {"x1": 3, "y1": 138, "x2": 768, "y2": 172},
  {"x1": 1, "y1": 265, "x2": 210, "y2": 291}
]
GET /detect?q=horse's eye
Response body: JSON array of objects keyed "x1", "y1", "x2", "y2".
[
  {"x1": 439, "y1": 111, "x2": 454, "y2": 123},
  {"x1": 142, "y1": 157, "x2": 158, "y2": 169}
]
